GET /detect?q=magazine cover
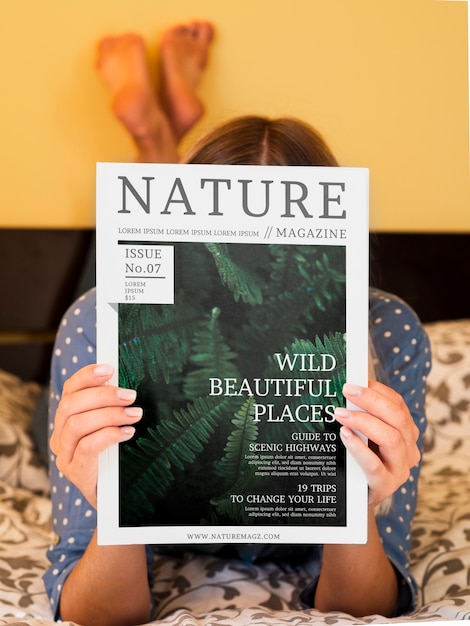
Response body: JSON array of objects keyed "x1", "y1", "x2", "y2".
[{"x1": 96, "y1": 162, "x2": 369, "y2": 545}]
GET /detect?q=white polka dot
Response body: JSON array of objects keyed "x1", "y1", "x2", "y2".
[
  {"x1": 85, "y1": 509, "x2": 93, "y2": 518},
  {"x1": 394, "y1": 308, "x2": 402, "y2": 314},
  {"x1": 384, "y1": 331, "x2": 392, "y2": 338},
  {"x1": 74, "y1": 498, "x2": 82, "y2": 506},
  {"x1": 77, "y1": 326, "x2": 84, "y2": 334},
  {"x1": 55, "y1": 348, "x2": 62, "y2": 356},
  {"x1": 74, "y1": 308, "x2": 81, "y2": 316},
  {"x1": 67, "y1": 537, "x2": 75, "y2": 544}
]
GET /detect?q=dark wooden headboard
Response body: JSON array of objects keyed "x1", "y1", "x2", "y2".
[
  {"x1": 0, "y1": 229, "x2": 95, "y2": 383},
  {"x1": 0, "y1": 229, "x2": 468, "y2": 383},
  {"x1": 370, "y1": 233, "x2": 470, "y2": 324}
]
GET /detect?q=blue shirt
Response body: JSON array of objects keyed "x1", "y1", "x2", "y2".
[{"x1": 43, "y1": 287, "x2": 431, "y2": 617}]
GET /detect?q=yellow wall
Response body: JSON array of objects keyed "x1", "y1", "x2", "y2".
[{"x1": 1, "y1": 0, "x2": 468, "y2": 231}]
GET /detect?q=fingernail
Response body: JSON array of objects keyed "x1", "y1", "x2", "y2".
[
  {"x1": 343, "y1": 383, "x2": 362, "y2": 397},
  {"x1": 94, "y1": 364, "x2": 113, "y2": 377},
  {"x1": 124, "y1": 407, "x2": 143, "y2": 419},
  {"x1": 117, "y1": 388, "x2": 137, "y2": 402},
  {"x1": 340, "y1": 426, "x2": 354, "y2": 439},
  {"x1": 121, "y1": 426, "x2": 135, "y2": 437},
  {"x1": 335, "y1": 407, "x2": 351, "y2": 419}
]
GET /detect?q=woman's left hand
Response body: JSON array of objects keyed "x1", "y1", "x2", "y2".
[{"x1": 334, "y1": 380, "x2": 420, "y2": 508}]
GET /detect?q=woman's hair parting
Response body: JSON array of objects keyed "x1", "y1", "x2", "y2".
[{"x1": 185, "y1": 115, "x2": 339, "y2": 167}]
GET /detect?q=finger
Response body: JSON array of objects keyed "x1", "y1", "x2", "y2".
[
  {"x1": 335, "y1": 406, "x2": 420, "y2": 497},
  {"x1": 335, "y1": 406, "x2": 420, "y2": 471},
  {"x1": 51, "y1": 405, "x2": 142, "y2": 461},
  {"x1": 342, "y1": 381, "x2": 402, "y2": 418},
  {"x1": 61, "y1": 363, "x2": 115, "y2": 396},
  {"x1": 342, "y1": 381, "x2": 419, "y2": 450},
  {"x1": 58, "y1": 384, "x2": 137, "y2": 424},
  {"x1": 339, "y1": 425, "x2": 385, "y2": 484},
  {"x1": 56, "y1": 424, "x2": 137, "y2": 509},
  {"x1": 52, "y1": 385, "x2": 138, "y2": 451},
  {"x1": 339, "y1": 427, "x2": 406, "y2": 506},
  {"x1": 57, "y1": 423, "x2": 136, "y2": 476}
]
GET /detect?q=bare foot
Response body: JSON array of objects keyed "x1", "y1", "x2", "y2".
[
  {"x1": 160, "y1": 22, "x2": 214, "y2": 141},
  {"x1": 96, "y1": 33, "x2": 178, "y2": 162}
]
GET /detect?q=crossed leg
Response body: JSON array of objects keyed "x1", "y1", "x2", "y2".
[{"x1": 96, "y1": 21, "x2": 214, "y2": 163}]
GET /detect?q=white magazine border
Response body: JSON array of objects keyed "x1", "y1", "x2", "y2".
[{"x1": 96, "y1": 162, "x2": 369, "y2": 546}]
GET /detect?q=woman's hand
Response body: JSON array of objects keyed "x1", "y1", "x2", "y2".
[
  {"x1": 334, "y1": 379, "x2": 420, "y2": 508},
  {"x1": 50, "y1": 364, "x2": 142, "y2": 508}
]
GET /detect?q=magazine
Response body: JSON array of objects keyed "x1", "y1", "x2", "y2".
[{"x1": 96, "y1": 162, "x2": 369, "y2": 545}]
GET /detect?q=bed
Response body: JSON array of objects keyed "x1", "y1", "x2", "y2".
[{"x1": 0, "y1": 231, "x2": 469, "y2": 625}]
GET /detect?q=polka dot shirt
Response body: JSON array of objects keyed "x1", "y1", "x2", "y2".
[{"x1": 43, "y1": 287, "x2": 431, "y2": 617}]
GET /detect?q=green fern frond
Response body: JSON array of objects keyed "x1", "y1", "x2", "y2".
[
  {"x1": 239, "y1": 287, "x2": 314, "y2": 364},
  {"x1": 214, "y1": 397, "x2": 258, "y2": 479},
  {"x1": 239, "y1": 246, "x2": 345, "y2": 363},
  {"x1": 210, "y1": 470, "x2": 256, "y2": 524},
  {"x1": 120, "y1": 395, "x2": 232, "y2": 508},
  {"x1": 183, "y1": 306, "x2": 240, "y2": 400},
  {"x1": 273, "y1": 334, "x2": 346, "y2": 406},
  {"x1": 308, "y1": 251, "x2": 346, "y2": 312},
  {"x1": 268, "y1": 244, "x2": 318, "y2": 290},
  {"x1": 119, "y1": 300, "x2": 200, "y2": 388},
  {"x1": 310, "y1": 332, "x2": 346, "y2": 404},
  {"x1": 254, "y1": 333, "x2": 346, "y2": 440},
  {"x1": 205, "y1": 242, "x2": 263, "y2": 304}
]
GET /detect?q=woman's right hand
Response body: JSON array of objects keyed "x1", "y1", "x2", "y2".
[{"x1": 50, "y1": 363, "x2": 142, "y2": 508}]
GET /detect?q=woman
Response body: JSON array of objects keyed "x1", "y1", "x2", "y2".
[{"x1": 44, "y1": 22, "x2": 431, "y2": 626}]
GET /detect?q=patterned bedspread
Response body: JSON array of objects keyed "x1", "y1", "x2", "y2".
[{"x1": 0, "y1": 318, "x2": 469, "y2": 625}]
